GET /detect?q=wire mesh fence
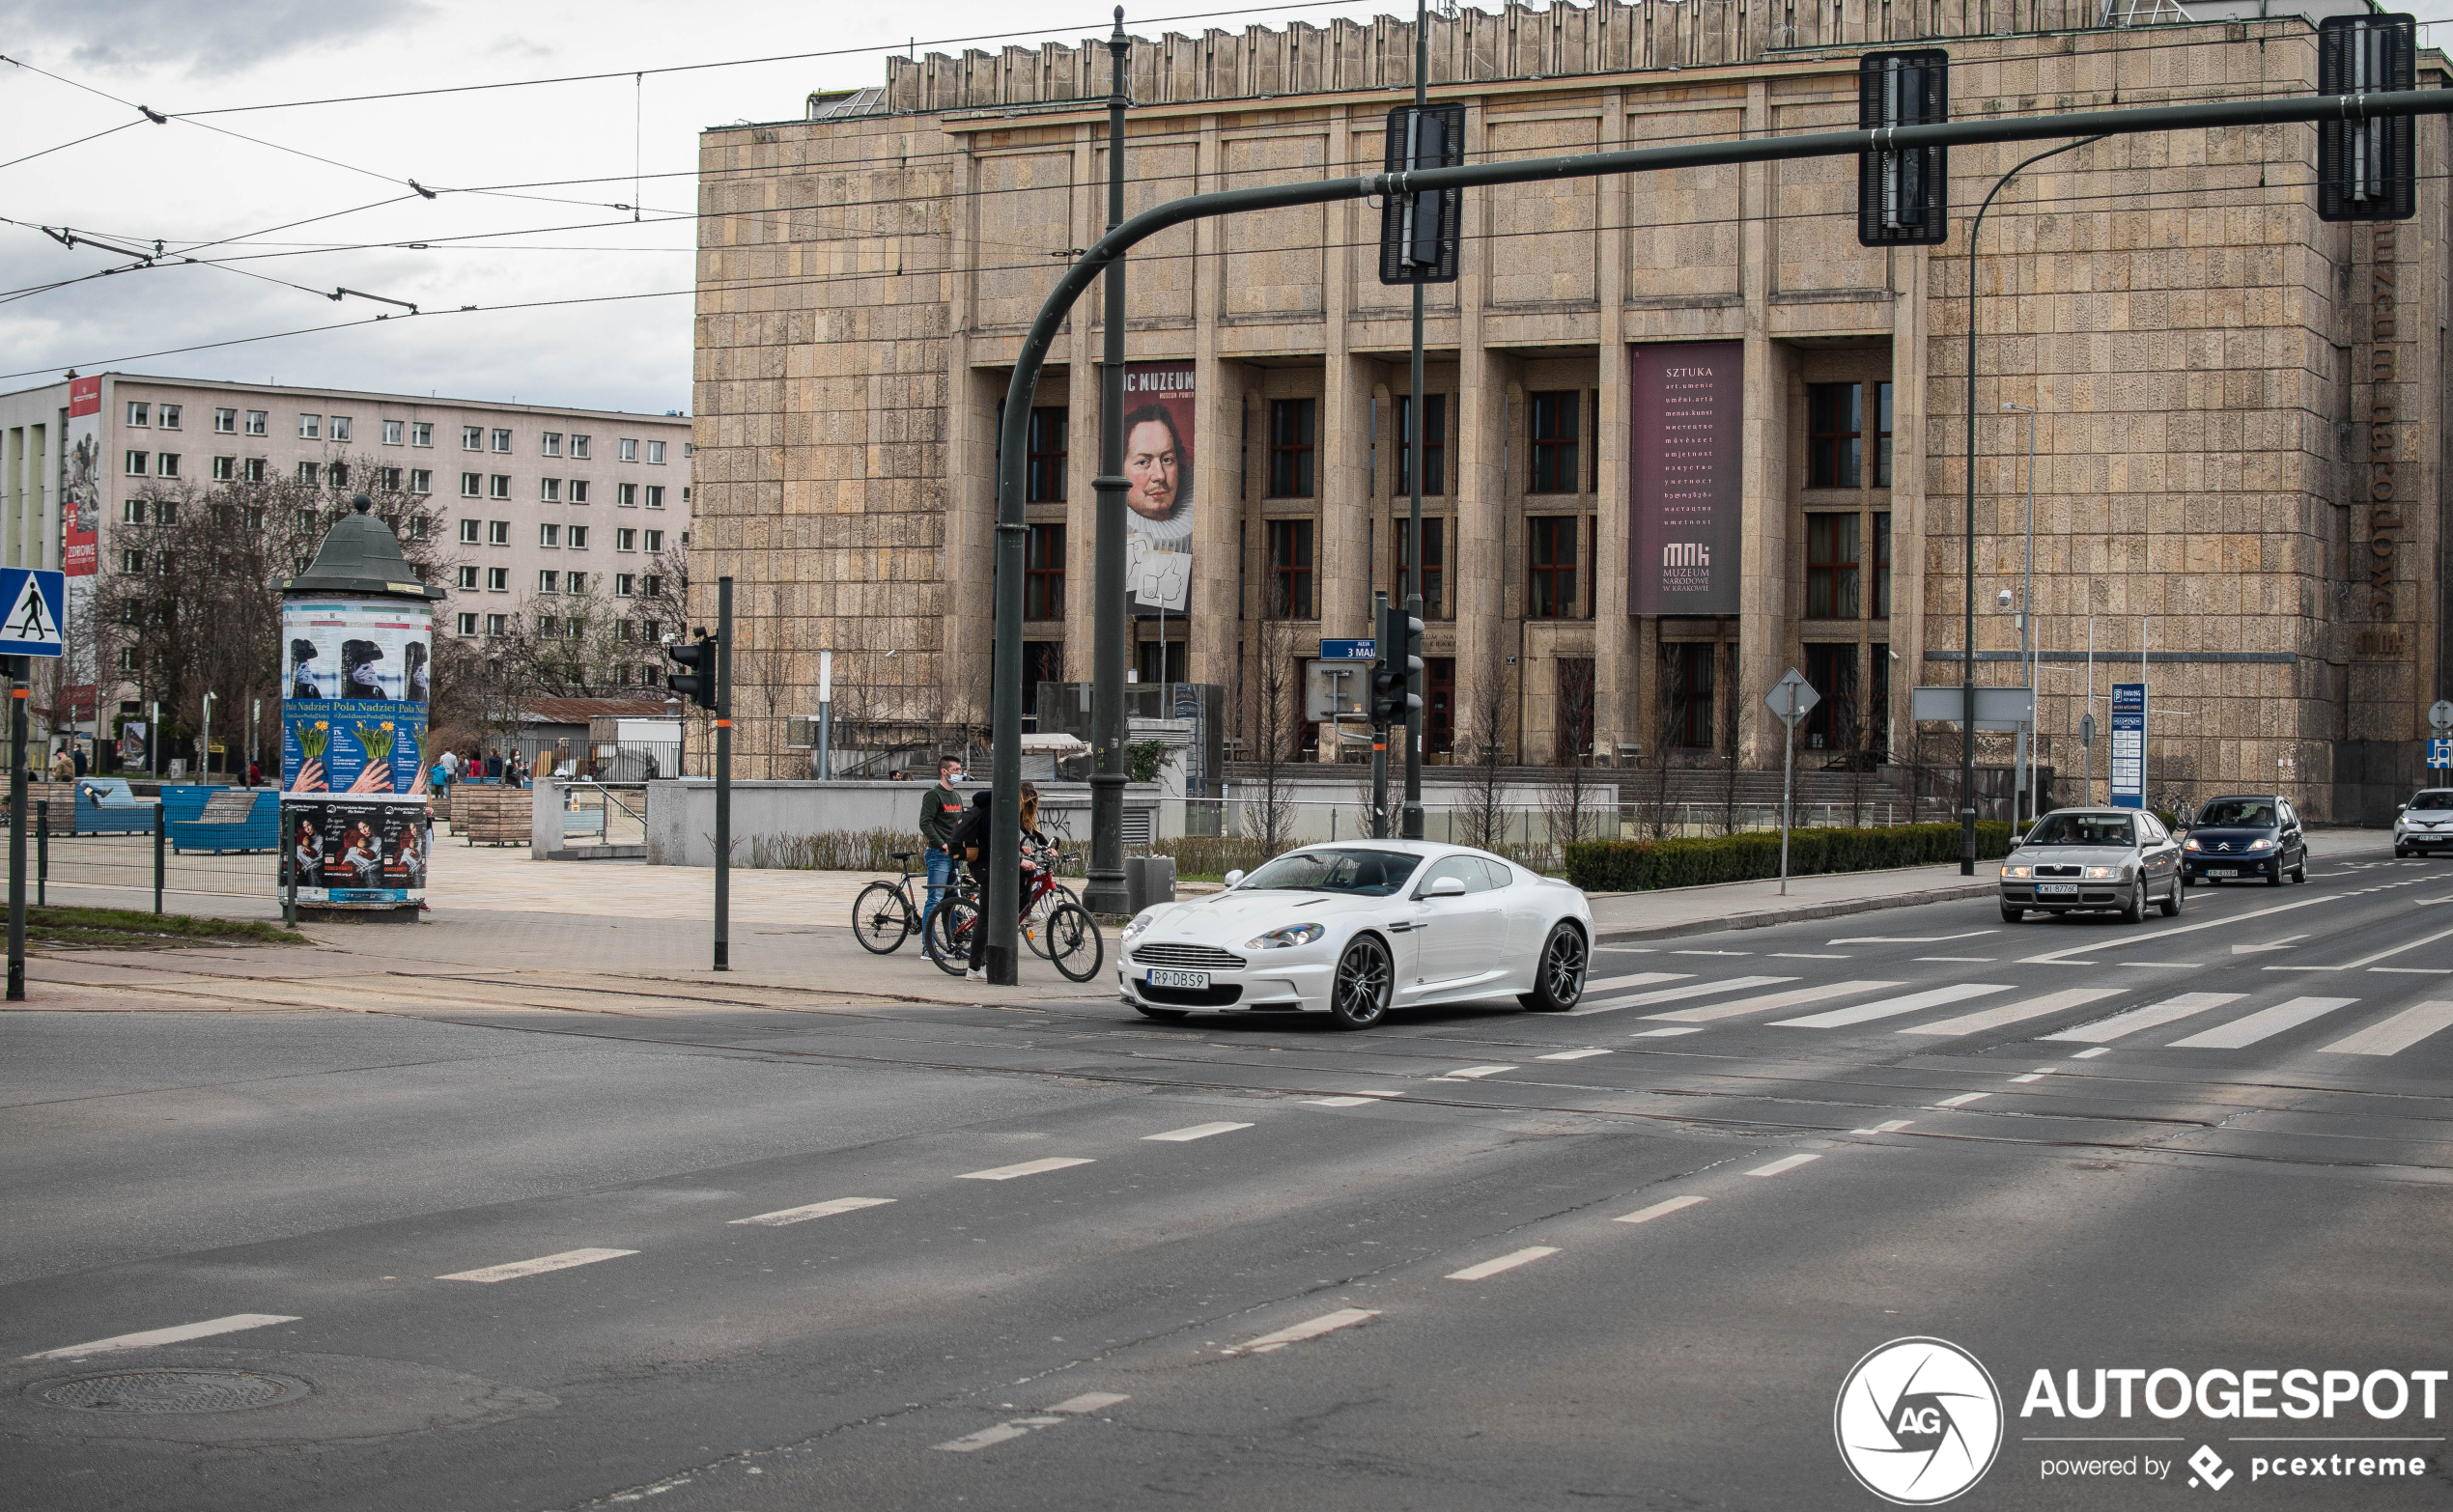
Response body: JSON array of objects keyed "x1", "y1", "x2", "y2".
[{"x1": 12, "y1": 798, "x2": 278, "y2": 911}]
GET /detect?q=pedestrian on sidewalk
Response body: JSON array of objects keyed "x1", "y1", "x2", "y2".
[
  {"x1": 917, "y1": 753, "x2": 968, "y2": 947},
  {"x1": 47, "y1": 745, "x2": 72, "y2": 782},
  {"x1": 945, "y1": 788, "x2": 996, "y2": 981}
]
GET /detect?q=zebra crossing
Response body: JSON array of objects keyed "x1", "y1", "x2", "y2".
[{"x1": 1567, "y1": 968, "x2": 2453, "y2": 1058}]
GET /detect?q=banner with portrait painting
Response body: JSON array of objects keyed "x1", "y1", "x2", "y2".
[{"x1": 1122, "y1": 362, "x2": 1195, "y2": 615}]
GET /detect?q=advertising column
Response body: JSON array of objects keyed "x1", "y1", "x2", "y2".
[
  {"x1": 278, "y1": 496, "x2": 444, "y2": 918},
  {"x1": 2109, "y1": 683, "x2": 2147, "y2": 810}
]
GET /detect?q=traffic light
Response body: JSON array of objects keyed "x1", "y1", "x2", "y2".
[
  {"x1": 1371, "y1": 600, "x2": 1423, "y2": 728},
  {"x1": 665, "y1": 632, "x2": 720, "y2": 711},
  {"x1": 1378, "y1": 103, "x2": 1464, "y2": 286},
  {"x1": 2318, "y1": 14, "x2": 2416, "y2": 223},
  {"x1": 1857, "y1": 49, "x2": 1948, "y2": 247}
]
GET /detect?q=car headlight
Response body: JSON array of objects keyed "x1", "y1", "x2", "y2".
[
  {"x1": 1120, "y1": 910, "x2": 1157, "y2": 942},
  {"x1": 2183, "y1": 837, "x2": 2201, "y2": 851},
  {"x1": 1246, "y1": 923, "x2": 1325, "y2": 950},
  {"x1": 2247, "y1": 837, "x2": 2273, "y2": 851},
  {"x1": 2086, "y1": 865, "x2": 2121, "y2": 880},
  {"x1": 2000, "y1": 864, "x2": 2030, "y2": 879}
]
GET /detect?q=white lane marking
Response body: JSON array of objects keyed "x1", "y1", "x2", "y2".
[
  {"x1": 2270, "y1": 924, "x2": 2453, "y2": 972},
  {"x1": 23, "y1": 1313, "x2": 300, "y2": 1361},
  {"x1": 1774, "y1": 982, "x2": 2012, "y2": 1029},
  {"x1": 956, "y1": 1158, "x2": 1095, "y2": 1181},
  {"x1": 2018, "y1": 895, "x2": 2342, "y2": 965},
  {"x1": 1049, "y1": 1392, "x2": 1130, "y2": 1414},
  {"x1": 731, "y1": 1196, "x2": 895, "y2": 1227},
  {"x1": 2072, "y1": 1047, "x2": 2111, "y2": 1059},
  {"x1": 1746, "y1": 1153, "x2": 1821, "y2": 1177},
  {"x1": 1775, "y1": 952, "x2": 1853, "y2": 960},
  {"x1": 1446, "y1": 1246, "x2": 1561, "y2": 1280},
  {"x1": 2041, "y1": 993, "x2": 2245, "y2": 1043},
  {"x1": 437, "y1": 1247, "x2": 636, "y2": 1284},
  {"x1": 1648, "y1": 979, "x2": 1904, "y2": 1024},
  {"x1": 1433, "y1": 1065, "x2": 1517, "y2": 1080},
  {"x1": 1674, "y1": 949, "x2": 1753, "y2": 956},
  {"x1": 1614, "y1": 1194, "x2": 1707, "y2": 1223},
  {"x1": 2231, "y1": 934, "x2": 2308, "y2": 955},
  {"x1": 1875, "y1": 1119, "x2": 1915, "y2": 1132},
  {"x1": 1307, "y1": 1095, "x2": 1396, "y2": 1106},
  {"x1": 1829, "y1": 930, "x2": 1998, "y2": 944},
  {"x1": 1915, "y1": 956, "x2": 1997, "y2": 963},
  {"x1": 1226, "y1": 1307, "x2": 1380, "y2": 1355},
  {"x1": 2009, "y1": 1073, "x2": 2044, "y2": 1082},
  {"x1": 1632, "y1": 1025, "x2": 1706, "y2": 1038},
  {"x1": 936, "y1": 1423, "x2": 1037, "y2": 1452},
  {"x1": 2372, "y1": 967, "x2": 2453, "y2": 975},
  {"x1": 2116, "y1": 961, "x2": 2205, "y2": 968},
  {"x1": 1899, "y1": 987, "x2": 2126, "y2": 1038},
  {"x1": 2166, "y1": 996, "x2": 2357, "y2": 1050},
  {"x1": 1582, "y1": 971, "x2": 1694, "y2": 994},
  {"x1": 1567, "y1": 974, "x2": 1794, "y2": 1016},
  {"x1": 1537, "y1": 1048, "x2": 1613, "y2": 1061},
  {"x1": 2320, "y1": 1001, "x2": 2453, "y2": 1056},
  {"x1": 931, "y1": 1391, "x2": 1130, "y2": 1451},
  {"x1": 1933, "y1": 1092, "x2": 1990, "y2": 1107},
  {"x1": 1143, "y1": 1122, "x2": 1254, "y2": 1142}
]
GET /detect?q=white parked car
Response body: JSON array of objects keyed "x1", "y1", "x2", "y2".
[{"x1": 1116, "y1": 841, "x2": 1595, "y2": 1029}]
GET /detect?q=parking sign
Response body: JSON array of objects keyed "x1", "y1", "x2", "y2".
[{"x1": 2430, "y1": 738, "x2": 2453, "y2": 769}]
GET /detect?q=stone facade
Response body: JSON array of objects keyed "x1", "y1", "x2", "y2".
[{"x1": 693, "y1": 3, "x2": 2450, "y2": 821}]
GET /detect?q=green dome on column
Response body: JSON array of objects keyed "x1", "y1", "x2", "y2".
[{"x1": 276, "y1": 493, "x2": 446, "y2": 601}]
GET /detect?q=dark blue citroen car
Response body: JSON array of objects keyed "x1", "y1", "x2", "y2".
[{"x1": 2181, "y1": 793, "x2": 2305, "y2": 886}]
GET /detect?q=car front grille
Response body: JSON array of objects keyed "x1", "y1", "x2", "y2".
[
  {"x1": 1131, "y1": 942, "x2": 1247, "y2": 971},
  {"x1": 2035, "y1": 865, "x2": 2082, "y2": 878}
]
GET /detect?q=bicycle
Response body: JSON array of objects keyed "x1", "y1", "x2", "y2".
[
  {"x1": 927, "y1": 863, "x2": 1104, "y2": 983},
  {"x1": 850, "y1": 850, "x2": 936, "y2": 955}
]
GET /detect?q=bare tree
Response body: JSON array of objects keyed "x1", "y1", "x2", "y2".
[
  {"x1": 1239, "y1": 587, "x2": 1302, "y2": 859},
  {"x1": 1717, "y1": 648, "x2": 1743, "y2": 836},
  {"x1": 1646, "y1": 650, "x2": 1689, "y2": 839},
  {"x1": 1452, "y1": 671, "x2": 1510, "y2": 853},
  {"x1": 1540, "y1": 658, "x2": 1603, "y2": 863}
]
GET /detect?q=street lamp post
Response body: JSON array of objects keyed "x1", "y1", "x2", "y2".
[
  {"x1": 2003, "y1": 401, "x2": 2038, "y2": 824},
  {"x1": 1082, "y1": 8, "x2": 1132, "y2": 923}
]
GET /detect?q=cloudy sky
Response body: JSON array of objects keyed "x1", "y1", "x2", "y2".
[{"x1": 2, "y1": 0, "x2": 2446, "y2": 416}]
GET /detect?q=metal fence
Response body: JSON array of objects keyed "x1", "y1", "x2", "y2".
[{"x1": 13, "y1": 802, "x2": 274, "y2": 911}]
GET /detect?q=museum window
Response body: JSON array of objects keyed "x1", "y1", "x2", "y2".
[
  {"x1": 1528, "y1": 390, "x2": 1580, "y2": 493},
  {"x1": 1872, "y1": 511, "x2": 1892, "y2": 619},
  {"x1": 1397, "y1": 393, "x2": 1446, "y2": 496},
  {"x1": 1527, "y1": 516, "x2": 1581, "y2": 619},
  {"x1": 1266, "y1": 518, "x2": 1314, "y2": 620},
  {"x1": 1808, "y1": 380, "x2": 1894, "y2": 489},
  {"x1": 1664, "y1": 642, "x2": 1717, "y2": 748},
  {"x1": 1803, "y1": 642, "x2": 1859, "y2": 752},
  {"x1": 1026, "y1": 406, "x2": 1067, "y2": 503},
  {"x1": 1025, "y1": 523, "x2": 1065, "y2": 621},
  {"x1": 1396, "y1": 517, "x2": 1447, "y2": 620},
  {"x1": 1806, "y1": 513, "x2": 1861, "y2": 619},
  {"x1": 1268, "y1": 399, "x2": 1316, "y2": 498}
]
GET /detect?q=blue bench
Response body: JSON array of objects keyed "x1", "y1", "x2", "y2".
[
  {"x1": 73, "y1": 779, "x2": 156, "y2": 835},
  {"x1": 166, "y1": 787, "x2": 279, "y2": 854}
]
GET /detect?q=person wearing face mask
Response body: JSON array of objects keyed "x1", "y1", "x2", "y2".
[{"x1": 917, "y1": 753, "x2": 969, "y2": 948}]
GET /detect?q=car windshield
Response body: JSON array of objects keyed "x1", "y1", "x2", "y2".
[
  {"x1": 2196, "y1": 798, "x2": 2276, "y2": 828},
  {"x1": 1239, "y1": 848, "x2": 1421, "y2": 897},
  {"x1": 2412, "y1": 791, "x2": 2453, "y2": 811},
  {"x1": 2023, "y1": 814, "x2": 2134, "y2": 847}
]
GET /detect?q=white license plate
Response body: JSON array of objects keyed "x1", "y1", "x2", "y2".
[
  {"x1": 1145, "y1": 968, "x2": 1209, "y2": 991},
  {"x1": 2207, "y1": 868, "x2": 2238, "y2": 878},
  {"x1": 2036, "y1": 883, "x2": 2078, "y2": 897}
]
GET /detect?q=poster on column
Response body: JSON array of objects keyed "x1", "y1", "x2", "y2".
[
  {"x1": 1122, "y1": 362, "x2": 1195, "y2": 614},
  {"x1": 280, "y1": 599, "x2": 432, "y2": 796},
  {"x1": 284, "y1": 798, "x2": 427, "y2": 906},
  {"x1": 1628, "y1": 342, "x2": 1744, "y2": 616}
]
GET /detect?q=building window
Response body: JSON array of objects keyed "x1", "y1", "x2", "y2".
[
  {"x1": 1803, "y1": 642, "x2": 1859, "y2": 751},
  {"x1": 410, "y1": 422, "x2": 433, "y2": 447},
  {"x1": 1808, "y1": 381, "x2": 1894, "y2": 488},
  {"x1": 642, "y1": 529, "x2": 663, "y2": 553},
  {"x1": 539, "y1": 524, "x2": 559, "y2": 547},
  {"x1": 542, "y1": 432, "x2": 563, "y2": 457},
  {"x1": 382, "y1": 419, "x2": 405, "y2": 445},
  {"x1": 213, "y1": 407, "x2": 236, "y2": 434},
  {"x1": 409, "y1": 469, "x2": 432, "y2": 495},
  {"x1": 118, "y1": 648, "x2": 137, "y2": 673},
  {"x1": 1527, "y1": 517, "x2": 1581, "y2": 619},
  {"x1": 462, "y1": 425, "x2": 483, "y2": 450},
  {"x1": 457, "y1": 472, "x2": 479, "y2": 498},
  {"x1": 456, "y1": 566, "x2": 479, "y2": 589},
  {"x1": 120, "y1": 549, "x2": 144, "y2": 574},
  {"x1": 1026, "y1": 406, "x2": 1067, "y2": 503},
  {"x1": 565, "y1": 572, "x2": 585, "y2": 595},
  {"x1": 616, "y1": 529, "x2": 636, "y2": 551},
  {"x1": 124, "y1": 451, "x2": 149, "y2": 476},
  {"x1": 155, "y1": 454, "x2": 180, "y2": 479},
  {"x1": 459, "y1": 518, "x2": 481, "y2": 544},
  {"x1": 244, "y1": 409, "x2": 268, "y2": 436},
  {"x1": 244, "y1": 505, "x2": 264, "y2": 529},
  {"x1": 296, "y1": 461, "x2": 320, "y2": 484},
  {"x1": 297, "y1": 508, "x2": 318, "y2": 531},
  {"x1": 1267, "y1": 399, "x2": 1316, "y2": 498},
  {"x1": 538, "y1": 571, "x2": 561, "y2": 594},
  {"x1": 541, "y1": 478, "x2": 561, "y2": 503},
  {"x1": 456, "y1": 612, "x2": 478, "y2": 636},
  {"x1": 489, "y1": 519, "x2": 510, "y2": 546},
  {"x1": 1025, "y1": 523, "x2": 1064, "y2": 621},
  {"x1": 485, "y1": 613, "x2": 507, "y2": 636},
  {"x1": 1872, "y1": 511, "x2": 1892, "y2": 619},
  {"x1": 643, "y1": 575, "x2": 662, "y2": 599},
  {"x1": 211, "y1": 456, "x2": 235, "y2": 481},
  {"x1": 1529, "y1": 391, "x2": 1581, "y2": 493},
  {"x1": 1397, "y1": 393, "x2": 1447, "y2": 496},
  {"x1": 373, "y1": 466, "x2": 399, "y2": 490},
  {"x1": 1266, "y1": 518, "x2": 1314, "y2": 619},
  {"x1": 646, "y1": 439, "x2": 666, "y2": 463},
  {"x1": 488, "y1": 567, "x2": 508, "y2": 592},
  {"x1": 158, "y1": 404, "x2": 181, "y2": 430},
  {"x1": 325, "y1": 462, "x2": 348, "y2": 488},
  {"x1": 297, "y1": 414, "x2": 321, "y2": 439},
  {"x1": 490, "y1": 429, "x2": 512, "y2": 453},
  {"x1": 1805, "y1": 513, "x2": 1861, "y2": 619},
  {"x1": 1396, "y1": 517, "x2": 1447, "y2": 619},
  {"x1": 570, "y1": 434, "x2": 590, "y2": 460},
  {"x1": 122, "y1": 500, "x2": 147, "y2": 525},
  {"x1": 615, "y1": 574, "x2": 634, "y2": 597},
  {"x1": 242, "y1": 458, "x2": 266, "y2": 483},
  {"x1": 618, "y1": 482, "x2": 637, "y2": 507},
  {"x1": 154, "y1": 499, "x2": 178, "y2": 526},
  {"x1": 329, "y1": 416, "x2": 352, "y2": 442},
  {"x1": 536, "y1": 615, "x2": 560, "y2": 640},
  {"x1": 644, "y1": 485, "x2": 664, "y2": 509},
  {"x1": 619, "y1": 437, "x2": 638, "y2": 462},
  {"x1": 488, "y1": 475, "x2": 510, "y2": 500},
  {"x1": 126, "y1": 401, "x2": 150, "y2": 427},
  {"x1": 568, "y1": 480, "x2": 589, "y2": 505},
  {"x1": 1665, "y1": 642, "x2": 1717, "y2": 748},
  {"x1": 567, "y1": 526, "x2": 588, "y2": 549}
]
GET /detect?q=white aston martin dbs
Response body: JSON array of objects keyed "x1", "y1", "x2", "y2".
[{"x1": 1116, "y1": 841, "x2": 1595, "y2": 1028}]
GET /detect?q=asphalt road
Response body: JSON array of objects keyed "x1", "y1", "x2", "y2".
[{"x1": 7, "y1": 839, "x2": 2453, "y2": 1510}]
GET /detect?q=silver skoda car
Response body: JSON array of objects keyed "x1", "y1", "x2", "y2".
[{"x1": 1997, "y1": 808, "x2": 2184, "y2": 923}]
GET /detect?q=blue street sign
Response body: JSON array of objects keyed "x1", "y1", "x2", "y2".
[
  {"x1": 2429, "y1": 738, "x2": 2453, "y2": 769},
  {"x1": 0, "y1": 568, "x2": 65, "y2": 658},
  {"x1": 2109, "y1": 682, "x2": 2147, "y2": 810},
  {"x1": 1318, "y1": 638, "x2": 1375, "y2": 661}
]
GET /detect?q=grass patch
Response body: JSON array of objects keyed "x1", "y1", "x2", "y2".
[{"x1": 21, "y1": 905, "x2": 309, "y2": 950}]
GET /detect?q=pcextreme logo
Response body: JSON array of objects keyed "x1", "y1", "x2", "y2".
[{"x1": 1835, "y1": 1336, "x2": 2006, "y2": 1505}]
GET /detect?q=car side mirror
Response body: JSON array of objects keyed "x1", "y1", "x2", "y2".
[
  {"x1": 1223, "y1": 869, "x2": 1245, "y2": 888},
  {"x1": 2398, "y1": 805, "x2": 2409, "y2": 814},
  {"x1": 1422, "y1": 876, "x2": 1468, "y2": 899}
]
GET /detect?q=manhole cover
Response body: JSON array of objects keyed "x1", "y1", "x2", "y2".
[{"x1": 30, "y1": 1370, "x2": 310, "y2": 1414}]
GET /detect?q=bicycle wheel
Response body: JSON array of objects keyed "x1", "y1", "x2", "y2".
[
  {"x1": 1022, "y1": 885, "x2": 1068, "y2": 960},
  {"x1": 928, "y1": 894, "x2": 978, "y2": 976},
  {"x1": 852, "y1": 882, "x2": 914, "y2": 954},
  {"x1": 1043, "y1": 902, "x2": 1105, "y2": 983}
]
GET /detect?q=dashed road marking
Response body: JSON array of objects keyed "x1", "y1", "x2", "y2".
[
  {"x1": 1433, "y1": 1065, "x2": 1516, "y2": 1080},
  {"x1": 1537, "y1": 1048, "x2": 1613, "y2": 1060},
  {"x1": 1746, "y1": 1153, "x2": 1821, "y2": 1178},
  {"x1": 1614, "y1": 1194, "x2": 1706, "y2": 1224},
  {"x1": 1226, "y1": 1307, "x2": 1380, "y2": 1355},
  {"x1": 2072, "y1": 1047, "x2": 2111, "y2": 1059},
  {"x1": 1446, "y1": 1246, "x2": 1561, "y2": 1280},
  {"x1": 1143, "y1": 1122, "x2": 1254, "y2": 1142},
  {"x1": 23, "y1": 1313, "x2": 300, "y2": 1361},
  {"x1": 1933, "y1": 1092, "x2": 1989, "y2": 1108},
  {"x1": 731, "y1": 1197, "x2": 895, "y2": 1226},
  {"x1": 957, "y1": 1158, "x2": 1096, "y2": 1181},
  {"x1": 437, "y1": 1248, "x2": 637, "y2": 1284},
  {"x1": 1631, "y1": 1025, "x2": 1706, "y2": 1038},
  {"x1": 932, "y1": 1394, "x2": 1127, "y2": 1453}
]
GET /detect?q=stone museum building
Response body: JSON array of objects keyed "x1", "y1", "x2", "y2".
[{"x1": 691, "y1": 0, "x2": 2451, "y2": 820}]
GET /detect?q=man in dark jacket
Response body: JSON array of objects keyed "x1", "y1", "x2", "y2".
[
  {"x1": 945, "y1": 788, "x2": 995, "y2": 981},
  {"x1": 916, "y1": 754, "x2": 968, "y2": 946}
]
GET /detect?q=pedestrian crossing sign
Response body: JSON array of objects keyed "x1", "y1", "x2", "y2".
[{"x1": 0, "y1": 568, "x2": 65, "y2": 658}]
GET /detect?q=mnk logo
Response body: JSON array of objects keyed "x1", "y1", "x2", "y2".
[
  {"x1": 1661, "y1": 542, "x2": 1710, "y2": 568},
  {"x1": 1836, "y1": 1337, "x2": 2004, "y2": 1504}
]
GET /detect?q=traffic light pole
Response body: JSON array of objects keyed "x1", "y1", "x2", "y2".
[
  {"x1": 714, "y1": 575, "x2": 732, "y2": 971},
  {"x1": 1401, "y1": 0, "x2": 1429, "y2": 841},
  {"x1": 1084, "y1": 8, "x2": 1131, "y2": 921},
  {"x1": 1370, "y1": 589, "x2": 1390, "y2": 837},
  {"x1": 986, "y1": 85, "x2": 2453, "y2": 969},
  {"x1": 7, "y1": 657, "x2": 24, "y2": 1001}
]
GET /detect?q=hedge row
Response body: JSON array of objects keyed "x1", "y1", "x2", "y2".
[{"x1": 1564, "y1": 821, "x2": 2015, "y2": 893}]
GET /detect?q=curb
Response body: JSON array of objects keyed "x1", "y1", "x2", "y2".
[{"x1": 1593, "y1": 880, "x2": 1997, "y2": 945}]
